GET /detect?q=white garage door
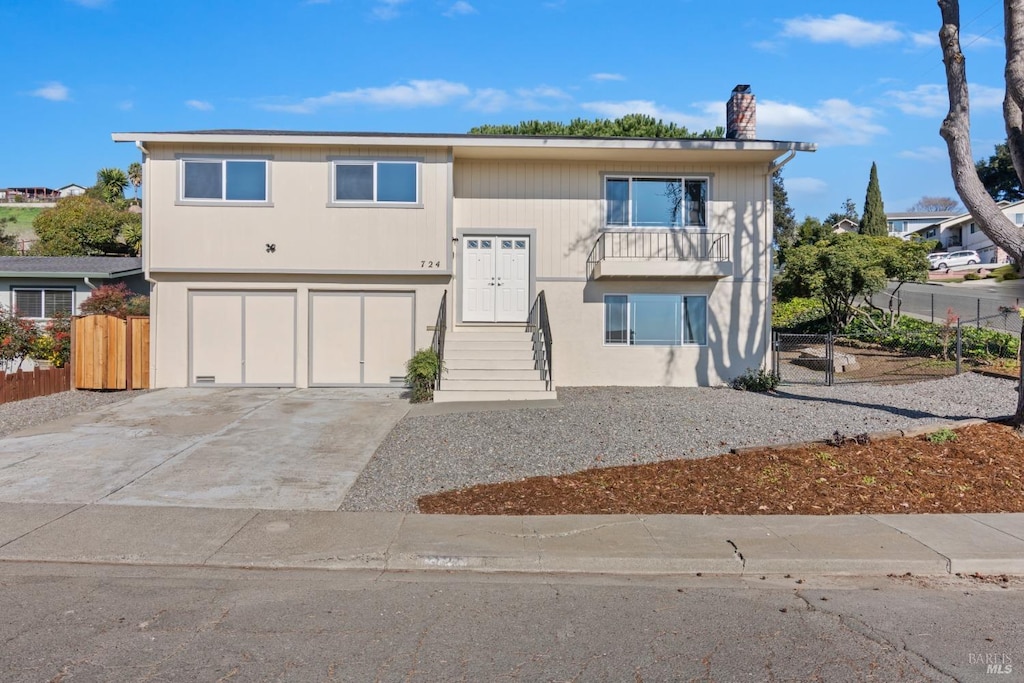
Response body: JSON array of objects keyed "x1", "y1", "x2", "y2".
[
  {"x1": 190, "y1": 291, "x2": 296, "y2": 387},
  {"x1": 309, "y1": 292, "x2": 414, "y2": 386}
]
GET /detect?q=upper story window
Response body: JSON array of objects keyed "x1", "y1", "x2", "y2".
[
  {"x1": 891, "y1": 221, "x2": 905, "y2": 233},
  {"x1": 605, "y1": 176, "x2": 707, "y2": 228},
  {"x1": 14, "y1": 288, "x2": 73, "y2": 319},
  {"x1": 970, "y1": 223, "x2": 977, "y2": 234},
  {"x1": 1015, "y1": 213, "x2": 1024, "y2": 226},
  {"x1": 331, "y1": 160, "x2": 419, "y2": 205},
  {"x1": 180, "y1": 158, "x2": 269, "y2": 203}
]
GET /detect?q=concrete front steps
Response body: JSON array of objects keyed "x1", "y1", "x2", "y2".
[{"x1": 433, "y1": 325, "x2": 557, "y2": 403}]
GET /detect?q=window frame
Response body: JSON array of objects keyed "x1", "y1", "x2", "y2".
[
  {"x1": 327, "y1": 158, "x2": 423, "y2": 208},
  {"x1": 602, "y1": 173, "x2": 711, "y2": 230},
  {"x1": 602, "y1": 293, "x2": 708, "y2": 347},
  {"x1": 176, "y1": 155, "x2": 273, "y2": 206},
  {"x1": 12, "y1": 287, "x2": 74, "y2": 320}
]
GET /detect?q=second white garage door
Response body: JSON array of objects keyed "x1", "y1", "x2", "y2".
[
  {"x1": 190, "y1": 291, "x2": 296, "y2": 387},
  {"x1": 309, "y1": 292, "x2": 414, "y2": 386}
]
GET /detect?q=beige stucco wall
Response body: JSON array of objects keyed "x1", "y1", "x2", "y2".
[
  {"x1": 145, "y1": 143, "x2": 451, "y2": 274},
  {"x1": 149, "y1": 275, "x2": 449, "y2": 388},
  {"x1": 541, "y1": 278, "x2": 770, "y2": 387}
]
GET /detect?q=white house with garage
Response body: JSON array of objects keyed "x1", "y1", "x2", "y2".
[{"x1": 113, "y1": 86, "x2": 814, "y2": 401}]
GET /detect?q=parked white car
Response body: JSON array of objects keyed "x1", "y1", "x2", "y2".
[
  {"x1": 930, "y1": 250, "x2": 980, "y2": 270},
  {"x1": 927, "y1": 252, "x2": 949, "y2": 268}
]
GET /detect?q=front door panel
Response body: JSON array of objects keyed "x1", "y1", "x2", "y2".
[{"x1": 462, "y1": 236, "x2": 530, "y2": 323}]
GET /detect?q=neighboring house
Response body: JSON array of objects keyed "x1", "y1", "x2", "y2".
[
  {"x1": 909, "y1": 200, "x2": 1024, "y2": 264},
  {"x1": 112, "y1": 85, "x2": 815, "y2": 399},
  {"x1": 57, "y1": 184, "x2": 87, "y2": 198},
  {"x1": 2, "y1": 187, "x2": 59, "y2": 202},
  {"x1": 832, "y1": 218, "x2": 858, "y2": 234},
  {"x1": 0, "y1": 256, "x2": 145, "y2": 372},
  {"x1": 886, "y1": 211, "x2": 958, "y2": 240},
  {"x1": 0, "y1": 256, "x2": 145, "y2": 320}
]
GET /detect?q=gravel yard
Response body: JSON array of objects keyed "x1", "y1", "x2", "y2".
[
  {"x1": 0, "y1": 390, "x2": 147, "y2": 438},
  {"x1": 340, "y1": 373, "x2": 1018, "y2": 512}
]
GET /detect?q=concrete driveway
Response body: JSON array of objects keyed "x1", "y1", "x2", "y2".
[{"x1": 0, "y1": 388, "x2": 409, "y2": 510}]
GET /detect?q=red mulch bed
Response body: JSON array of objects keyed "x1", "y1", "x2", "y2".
[{"x1": 418, "y1": 422, "x2": 1024, "y2": 515}]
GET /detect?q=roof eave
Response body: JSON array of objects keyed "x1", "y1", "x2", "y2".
[{"x1": 0, "y1": 269, "x2": 144, "y2": 279}]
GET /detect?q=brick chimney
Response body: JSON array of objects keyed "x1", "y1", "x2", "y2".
[{"x1": 726, "y1": 85, "x2": 756, "y2": 140}]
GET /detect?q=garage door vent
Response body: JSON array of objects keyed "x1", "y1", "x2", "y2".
[
  {"x1": 390, "y1": 376, "x2": 407, "y2": 384},
  {"x1": 195, "y1": 375, "x2": 216, "y2": 384}
]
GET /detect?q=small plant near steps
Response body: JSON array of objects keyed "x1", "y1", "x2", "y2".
[{"x1": 405, "y1": 348, "x2": 443, "y2": 403}]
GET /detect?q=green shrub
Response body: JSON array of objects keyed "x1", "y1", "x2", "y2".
[
  {"x1": 842, "y1": 308, "x2": 1020, "y2": 362},
  {"x1": 731, "y1": 368, "x2": 780, "y2": 392},
  {"x1": 964, "y1": 273, "x2": 983, "y2": 280},
  {"x1": 927, "y1": 428, "x2": 958, "y2": 444},
  {"x1": 772, "y1": 297, "x2": 828, "y2": 332},
  {"x1": 1003, "y1": 271, "x2": 1020, "y2": 281},
  {"x1": 405, "y1": 348, "x2": 443, "y2": 403}
]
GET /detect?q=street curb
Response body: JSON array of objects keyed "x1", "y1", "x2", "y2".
[{"x1": 729, "y1": 417, "x2": 990, "y2": 456}]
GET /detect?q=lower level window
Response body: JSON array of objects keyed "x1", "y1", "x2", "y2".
[
  {"x1": 14, "y1": 289, "x2": 73, "y2": 319},
  {"x1": 604, "y1": 294, "x2": 706, "y2": 346}
]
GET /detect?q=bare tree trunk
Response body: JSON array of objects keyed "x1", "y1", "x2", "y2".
[{"x1": 940, "y1": 0, "x2": 1024, "y2": 431}]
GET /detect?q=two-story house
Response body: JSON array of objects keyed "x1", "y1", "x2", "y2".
[{"x1": 113, "y1": 86, "x2": 815, "y2": 401}]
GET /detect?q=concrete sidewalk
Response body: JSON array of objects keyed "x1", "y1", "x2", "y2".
[{"x1": 2, "y1": 503, "x2": 1023, "y2": 576}]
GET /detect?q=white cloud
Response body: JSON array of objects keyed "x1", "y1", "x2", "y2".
[
  {"x1": 899, "y1": 146, "x2": 948, "y2": 162},
  {"x1": 887, "y1": 83, "x2": 1002, "y2": 117},
  {"x1": 261, "y1": 79, "x2": 470, "y2": 114},
  {"x1": 444, "y1": 1, "x2": 476, "y2": 17},
  {"x1": 758, "y1": 98, "x2": 886, "y2": 146},
  {"x1": 784, "y1": 177, "x2": 829, "y2": 195},
  {"x1": 590, "y1": 73, "x2": 625, "y2": 82},
  {"x1": 68, "y1": 0, "x2": 110, "y2": 7},
  {"x1": 963, "y1": 33, "x2": 1000, "y2": 49},
  {"x1": 302, "y1": 0, "x2": 331, "y2": 4},
  {"x1": 909, "y1": 31, "x2": 935, "y2": 49},
  {"x1": 186, "y1": 99, "x2": 214, "y2": 111},
  {"x1": 372, "y1": 0, "x2": 407, "y2": 20},
  {"x1": 581, "y1": 99, "x2": 722, "y2": 132},
  {"x1": 781, "y1": 14, "x2": 902, "y2": 47},
  {"x1": 31, "y1": 82, "x2": 70, "y2": 102},
  {"x1": 467, "y1": 88, "x2": 511, "y2": 113},
  {"x1": 752, "y1": 40, "x2": 782, "y2": 52},
  {"x1": 117, "y1": 100, "x2": 134, "y2": 111}
]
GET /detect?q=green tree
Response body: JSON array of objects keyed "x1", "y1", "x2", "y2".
[
  {"x1": 796, "y1": 216, "x2": 831, "y2": 245},
  {"x1": 469, "y1": 114, "x2": 724, "y2": 138},
  {"x1": 823, "y1": 197, "x2": 859, "y2": 228},
  {"x1": 773, "y1": 173, "x2": 798, "y2": 256},
  {"x1": 127, "y1": 162, "x2": 142, "y2": 203},
  {"x1": 0, "y1": 217, "x2": 18, "y2": 256},
  {"x1": 975, "y1": 143, "x2": 1024, "y2": 202},
  {"x1": 776, "y1": 233, "x2": 928, "y2": 330},
  {"x1": 859, "y1": 162, "x2": 887, "y2": 236},
  {"x1": 31, "y1": 195, "x2": 138, "y2": 256},
  {"x1": 96, "y1": 167, "x2": 129, "y2": 205}
]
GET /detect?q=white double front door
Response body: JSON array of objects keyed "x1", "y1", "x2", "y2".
[{"x1": 461, "y1": 235, "x2": 531, "y2": 322}]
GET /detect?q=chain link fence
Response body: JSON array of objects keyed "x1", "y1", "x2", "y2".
[
  {"x1": 875, "y1": 285, "x2": 1023, "y2": 335},
  {"x1": 774, "y1": 320, "x2": 1019, "y2": 386}
]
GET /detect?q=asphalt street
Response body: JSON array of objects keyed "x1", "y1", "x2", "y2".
[{"x1": 1, "y1": 564, "x2": 1019, "y2": 682}]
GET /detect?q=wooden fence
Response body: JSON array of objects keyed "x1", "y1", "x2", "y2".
[
  {"x1": 0, "y1": 366, "x2": 72, "y2": 404},
  {"x1": 73, "y1": 315, "x2": 150, "y2": 390}
]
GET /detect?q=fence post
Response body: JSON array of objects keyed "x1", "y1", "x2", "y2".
[
  {"x1": 956, "y1": 319, "x2": 962, "y2": 375},
  {"x1": 931, "y1": 293, "x2": 934, "y2": 324},
  {"x1": 826, "y1": 332, "x2": 834, "y2": 386},
  {"x1": 977, "y1": 299, "x2": 982, "y2": 330}
]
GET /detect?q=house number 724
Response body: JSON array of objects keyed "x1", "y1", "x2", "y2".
[{"x1": 421, "y1": 260, "x2": 441, "y2": 268}]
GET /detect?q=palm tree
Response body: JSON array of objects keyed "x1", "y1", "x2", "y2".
[
  {"x1": 96, "y1": 167, "x2": 129, "y2": 204},
  {"x1": 127, "y1": 162, "x2": 142, "y2": 204}
]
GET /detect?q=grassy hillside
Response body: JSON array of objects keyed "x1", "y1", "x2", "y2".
[{"x1": 0, "y1": 206, "x2": 42, "y2": 238}]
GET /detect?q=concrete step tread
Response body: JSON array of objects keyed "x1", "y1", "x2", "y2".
[{"x1": 433, "y1": 389, "x2": 558, "y2": 403}]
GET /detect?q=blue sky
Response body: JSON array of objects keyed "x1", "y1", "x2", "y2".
[{"x1": 0, "y1": 0, "x2": 1011, "y2": 220}]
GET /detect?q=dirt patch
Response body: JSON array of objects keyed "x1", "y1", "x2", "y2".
[{"x1": 418, "y1": 422, "x2": 1024, "y2": 515}]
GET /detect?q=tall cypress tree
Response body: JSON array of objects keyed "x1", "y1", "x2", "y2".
[{"x1": 859, "y1": 162, "x2": 888, "y2": 236}]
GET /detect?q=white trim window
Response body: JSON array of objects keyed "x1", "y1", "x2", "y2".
[
  {"x1": 13, "y1": 288, "x2": 73, "y2": 319},
  {"x1": 606, "y1": 176, "x2": 707, "y2": 228},
  {"x1": 332, "y1": 160, "x2": 419, "y2": 204},
  {"x1": 181, "y1": 159, "x2": 269, "y2": 202},
  {"x1": 604, "y1": 294, "x2": 707, "y2": 346}
]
